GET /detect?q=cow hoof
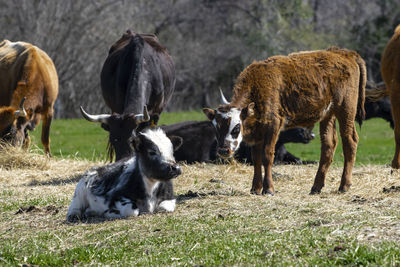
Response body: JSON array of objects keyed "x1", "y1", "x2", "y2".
[
  {"x1": 250, "y1": 189, "x2": 262, "y2": 195},
  {"x1": 391, "y1": 161, "x2": 400, "y2": 169},
  {"x1": 310, "y1": 188, "x2": 321, "y2": 195},
  {"x1": 338, "y1": 185, "x2": 351, "y2": 193},
  {"x1": 262, "y1": 189, "x2": 274, "y2": 196}
]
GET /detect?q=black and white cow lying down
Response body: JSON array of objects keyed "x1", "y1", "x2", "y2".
[{"x1": 67, "y1": 128, "x2": 183, "y2": 222}]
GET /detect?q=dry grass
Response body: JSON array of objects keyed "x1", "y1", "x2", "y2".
[{"x1": 1, "y1": 146, "x2": 400, "y2": 264}]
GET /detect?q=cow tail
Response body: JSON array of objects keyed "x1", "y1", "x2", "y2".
[
  {"x1": 124, "y1": 35, "x2": 144, "y2": 113},
  {"x1": 355, "y1": 56, "x2": 367, "y2": 128},
  {"x1": 365, "y1": 81, "x2": 388, "y2": 102}
]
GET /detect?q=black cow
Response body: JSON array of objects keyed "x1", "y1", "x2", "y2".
[
  {"x1": 66, "y1": 127, "x2": 183, "y2": 222},
  {"x1": 158, "y1": 118, "x2": 314, "y2": 164},
  {"x1": 81, "y1": 30, "x2": 175, "y2": 161},
  {"x1": 365, "y1": 97, "x2": 393, "y2": 128},
  {"x1": 235, "y1": 127, "x2": 315, "y2": 165},
  {"x1": 160, "y1": 120, "x2": 218, "y2": 163},
  {"x1": 365, "y1": 82, "x2": 393, "y2": 128}
]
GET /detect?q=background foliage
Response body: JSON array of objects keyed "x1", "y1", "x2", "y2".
[{"x1": 1, "y1": 0, "x2": 400, "y2": 117}]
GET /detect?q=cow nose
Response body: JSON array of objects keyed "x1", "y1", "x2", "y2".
[
  {"x1": 217, "y1": 147, "x2": 231, "y2": 157},
  {"x1": 171, "y1": 164, "x2": 181, "y2": 175}
]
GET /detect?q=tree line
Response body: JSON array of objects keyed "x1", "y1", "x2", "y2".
[{"x1": 1, "y1": 0, "x2": 399, "y2": 118}]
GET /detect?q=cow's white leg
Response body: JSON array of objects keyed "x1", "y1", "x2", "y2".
[
  {"x1": 104, "y1": 200, "x2": 140, "y2": 218},
  {"x1": 157, "y1": 199, "x2": 176, "y2": 212},
  {"x1": 66, "y1": 179, "x2": 89, "y2": 221}
]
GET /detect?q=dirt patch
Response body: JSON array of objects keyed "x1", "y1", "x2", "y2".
[
  {"x1": 383, "y1": 185, "x2": 400, "y2": 193},
  {"x1": 15, "y1": 205, "x2": 61, "y2": 215}
]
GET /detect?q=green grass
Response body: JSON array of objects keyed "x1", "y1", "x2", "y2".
[
  {"x1": 285, "y1": 118, "x2": 394, "y2": 166},
  {"x1": 30, "y1": 110, "x2": 207, "y2": 161},
  {"x1": 30, "y1": 110, "x2": 395, "y2": 166},
  {"x1": 2, "y1": 111, "x2": 398, "y2": 266},
  {"x1": 2, "y1": 216, "x2": 399, "y2": 266}
]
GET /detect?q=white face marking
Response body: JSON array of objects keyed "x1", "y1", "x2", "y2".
[
  {"x1": 141, "y1": 128, "x2": 175, "y2": 162},
  {"x1": 214, "y1": 108, "x2": 243, "y2": 153}
]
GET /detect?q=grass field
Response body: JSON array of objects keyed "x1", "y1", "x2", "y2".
[
  {"x1": 1, "y1": 111, "x2": 400, "y2": 266},
  {"x1": 30, "y1": 110, "x2": 394, "y2": 165}
]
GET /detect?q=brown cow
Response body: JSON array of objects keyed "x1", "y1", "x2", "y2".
[
  {"x1": 0, "y1": 40, "x2": 58, "y2": 155},
  {"x1": 366, "y1": 25, "x2": 400, "y2": 169},
  {"x1": 204, "y1": 47, "x2": 366, "y2": 195}
]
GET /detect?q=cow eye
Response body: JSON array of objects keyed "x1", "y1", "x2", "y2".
[
  {"x1": 231, "y1": 124, "x2": 240, "y2": 137},
  {"x1": 148, "y1": 150, "x2": 157, "y2": 156}
]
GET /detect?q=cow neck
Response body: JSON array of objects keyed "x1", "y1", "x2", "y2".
[{"x1": 123, "y1": 35, "x2": 146, "y2": 114}]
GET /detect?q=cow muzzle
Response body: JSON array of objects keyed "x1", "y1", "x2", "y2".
[
  {"x1": 217, "y1": 147, "x2": 233, "y2": 158},
  {"x1": 166, "y1": 164, "x2": 181, "y2": 179}
]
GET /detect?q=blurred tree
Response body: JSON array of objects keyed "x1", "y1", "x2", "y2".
[{"x1": 0, "y1": 0, "x2": 397, "y2": 116}]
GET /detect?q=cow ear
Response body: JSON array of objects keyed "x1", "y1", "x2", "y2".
[
  {"x1": 101, "y1": 123, "x2": 110, "y2": 132},
  {"x1": 247, "y1": 102, "x2": 255, "y2": 116},
  {"x1": 129, "y1": 135, "x2": 142, "y2": 152},
  {"x1": 202, "y1": 108, "x2": 215, "y2": 121},
  {"x1": 169, "y1": 135, "x2": 183, "y2": 151}
]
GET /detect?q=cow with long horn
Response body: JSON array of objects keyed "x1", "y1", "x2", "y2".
[
  {"x1": 83, "y1": 30, "x2": 175, "y2": 161},
  {"x1": 80, "y1": 106, "x2": 150, "y2": 160}
]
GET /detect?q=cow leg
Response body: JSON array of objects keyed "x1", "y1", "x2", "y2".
[
  {"x1": 22, "y1": 129, "x2": 31, "y2": 150},
  {"x1": 390, "y1": 94, "x2": 400, "y2": 168},
  {"x1": 41, "y1": 108, "x2": 53, "y2": 156},
  {"x1": 336, "y1": 114, "x2": 359, "y2": 192},
  {"x1": 250, "y1": 144, "x2": 263, "y2": 195},
  {"x1": 262, "y1": 124, "x2": 281, "y2": 195},
  {"x1": 311, "y1": 116, "x2": 337, "y2": 194}
]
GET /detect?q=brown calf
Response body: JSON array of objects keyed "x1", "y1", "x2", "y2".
[
  {"x1": 0, "y1": 40, "x2": 58, "y2": 155},
  {"x1": 212, "y1": 47, "x2": 366, "y2": 195},
  {"x1": 366, "y1": 25, "x2": 400, "y2": 169}
]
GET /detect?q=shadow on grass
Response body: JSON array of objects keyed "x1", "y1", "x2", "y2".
[
  {"x1": 26, "y1": 174, "x2": 82, "y2": 186},
  {"x1": 64, "y1": 216, "x2": 113, "y2": 225},
  {"x1": 177, "y1": 188, "x2": 246, "y2": 203}
]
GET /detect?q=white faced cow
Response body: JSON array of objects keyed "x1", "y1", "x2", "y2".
[
  {"x1": 66, "y1": 128, "x2": 183, "y2": 222},
  {"x1": 203, "y1": 89, "x2": 243, "y2": 158}
]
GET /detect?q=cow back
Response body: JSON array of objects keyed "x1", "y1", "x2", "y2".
[
  {"x1": 0, "y1": 40, "x2": 58, "y2": 112},
  {"x1": 230, "y1": 48, "x2": 364, "y2": 129},
  {"x1": 101, "y1": 32, "x2": 175, "y2": 115}
]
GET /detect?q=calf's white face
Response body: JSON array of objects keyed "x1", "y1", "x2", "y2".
[
  {"x1": 132, "y1": 128, "x2": 183, "y2": 180},
  {"x1": 203, "y1": 107, "x2": 243, "y2": 158}
]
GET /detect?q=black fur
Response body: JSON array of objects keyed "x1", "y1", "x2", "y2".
[
  {"x1": 161, "y1": 120, "x2": 314, "y2": 164},
  {"x1": 364, "y1": 96, "x2": 394, "y2": 129},
  {"x1": 99, "y1": 31, "x2": 175, "y2": 161},
  {"x1": 160, "y1": 121, "x2": 218, "y2": 163},
  {"x1": 235, "y1": 127, "x2": 315, "y2": 165}
]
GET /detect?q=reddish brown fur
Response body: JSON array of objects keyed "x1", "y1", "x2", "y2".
[
  {"x1": 229, "y1": 47, "x2": 366, "y2": 194},
  {"x1": 0, "y1": 40, "x2": 58, "y2": 155},
  {"x1": 366, "y1": 25, "x2": 400, "y2": 168}
]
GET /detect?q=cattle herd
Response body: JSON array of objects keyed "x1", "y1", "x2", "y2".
[{"x1": 0, "y1": 26, "x2": 399, "y2": 221}]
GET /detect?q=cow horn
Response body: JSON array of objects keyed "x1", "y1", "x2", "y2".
[
  {"x1": 80, "y1": 106, "x2": 111, "y2": 123},
  {"x1": 134, "y1": 106, "x2": 150, "y2": 123},
  {"x1": 14, "y1": 97, "x2": 27, "y2": 118},
  {"x1": 219, "y1": 88, "x2": 230, "y2": 105}
]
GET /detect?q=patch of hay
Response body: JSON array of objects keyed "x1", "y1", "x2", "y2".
[{"x1": 0, "y1": 143, "x2": 49, "y2": 170}]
